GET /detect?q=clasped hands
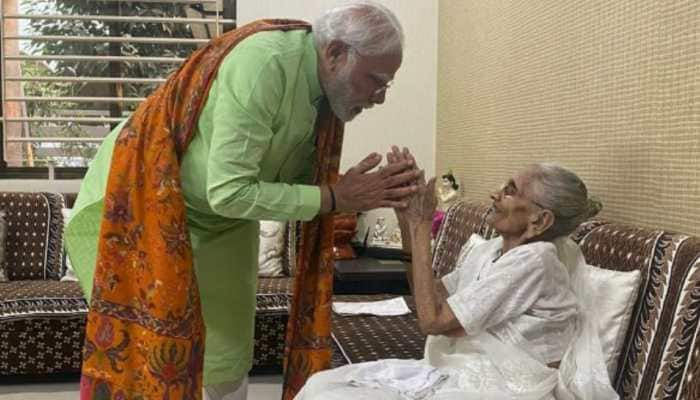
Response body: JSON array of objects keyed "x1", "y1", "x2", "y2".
[{"x1": 334, "y1": 146, "x2": 436, "y2": 229}]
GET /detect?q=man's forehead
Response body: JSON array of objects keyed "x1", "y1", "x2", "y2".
[{"x1": 356, "y1": 52, "x2": 402, "y2": 74}]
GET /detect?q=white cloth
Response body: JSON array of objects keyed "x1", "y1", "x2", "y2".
[
  {"x1": 296, "y1": 237, "x2": 618, "y2": 400},
  {"x1": 60, "y1": 208, "x2": 79, "y2": 282},
  {"x1": 333, "y1": 297, "x2": 412, "y2": 317},
  {"x1": 204, "y1": 376, "x2": 248, "y2": 400},
  {"x1": 258, "y1": 220, "x2": 286, "y2": 277}
]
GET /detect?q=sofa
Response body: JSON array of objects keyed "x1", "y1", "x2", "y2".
[
  {"x1": 0, "y1": 192, "x2": 85, "y2": 377},
  {"x1": 329, "y1": 200, "x2": 700, "y2": 399},
  {"x1": 0, "y1": 191, "x2": 297, "y2": 377}
]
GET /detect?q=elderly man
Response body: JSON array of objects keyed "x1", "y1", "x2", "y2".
[{"x1": 66, "y1": 2, "x2": 413, "y2": 400}]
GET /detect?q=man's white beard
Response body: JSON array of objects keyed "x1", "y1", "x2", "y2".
[{"x1": 326, "y1": 65, "x2": 362, "y2": 122}]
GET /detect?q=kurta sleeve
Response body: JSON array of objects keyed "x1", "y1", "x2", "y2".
[
  {"x1": 445, "y1": 243, "x2": 555, "y2": 335},
  {"x1": 206, "y1": 47, "x2": 321, "y2": 221}
]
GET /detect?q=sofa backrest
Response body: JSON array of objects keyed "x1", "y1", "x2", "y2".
[
  {"x1": 575, "y1": 223, "x2": 700, "y2": 400},
  {"x1": 0, "y1": 192, "x2": 65, "y2": 281},
  {"x1": 433, "y1": 200, "x2": 700, "y2": 400}
]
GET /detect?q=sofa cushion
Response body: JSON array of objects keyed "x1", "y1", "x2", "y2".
[
  {"x1": 0, "y1": 193, "x2": 65, "y2": 281},
  {"x1": 582, "y1": 264, "x2": 642, "y2": 378},
  {"x1": 0, "y1": 280, "x2": 88, "y2": 376},
  {"x1": 0, "y1": 280, "x2": 88, "y2": 319},
  {"x1": 258, "y1": 221, "x2": 287, "y2": 277}
]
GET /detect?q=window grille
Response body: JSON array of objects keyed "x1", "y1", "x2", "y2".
[{"x1": 0, "y1": 0, "x2": 234, "y2": 168}]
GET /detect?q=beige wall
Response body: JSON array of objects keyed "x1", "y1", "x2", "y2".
[
  {"x1": 240, "y1": 0, "x2": 438, "y2": 240},
  {"x1": 437, "y1": 1, "x2": 700, "y2": 235}
]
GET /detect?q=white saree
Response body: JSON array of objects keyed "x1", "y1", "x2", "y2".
[{"x1": 295, "y1": 236, "x2": 619, "y2": 400}]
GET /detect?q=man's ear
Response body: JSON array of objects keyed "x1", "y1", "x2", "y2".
[
  {"x1": 323, "y1": 40, "x2": 351, "y2": 72},
  {"x1": 526, "y1": 209, "x2": 555, "y2": 239}
]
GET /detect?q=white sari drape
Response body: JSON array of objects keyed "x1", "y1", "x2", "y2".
[{"x1": 295, "y1": 236, "x2": 618, "y2": 400}]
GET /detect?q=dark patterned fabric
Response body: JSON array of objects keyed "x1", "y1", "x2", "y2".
[
  {"x1": 676, "y1": 237, "x2": 700, "y2": 400},
  {"x1": 432, "y1": 201, "x2": 491, "y2": 278},
  {"x1": 258, "y1": 276, "x2": 294, "y2": 295},
  {"x1": 574, "y1": 222, "x2": 700, "y2": 400},
  {"x1": 0, "y1": 280, "x2": 88, "y2": 318},
  {"x1": 570, "y1": 218, "x2": 609, "y2": 244},
  {"x1": 253, "y1": 313, "x2": 288, "y2": 369},
  {"x1": 0, "y1": 192, "x2": 65, "y2": 281},
  {"x1": 330, "y1": 335, "x2": 350, "y2": 368},
  {"x1": 0, "y1": 210, "x2": 8, "y2": 282},
  {"x1": 253, "y1": 277, "x2": 293, "y2": 369},
  {"x1": 0, "y1": 316, "x2": 85, "y2": 376},
  {"x1": 331, "y1": 295, "x2": 424, "y2": 364},
  {"x1": 0, "y1": 280, "x2": 87, "y2": 376}
]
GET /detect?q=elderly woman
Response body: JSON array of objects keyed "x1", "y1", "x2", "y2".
[{"x1": 295, "y1": 154, "x2": 618, "y2": 400}]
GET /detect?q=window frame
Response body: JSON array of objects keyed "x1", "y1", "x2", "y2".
[{"x1": 0, "y1": 0, "x2": 236, "y2": 179}]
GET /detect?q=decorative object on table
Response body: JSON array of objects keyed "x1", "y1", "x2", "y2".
[
  {"x1": 370, "y1": 216, "x2": 388, "y2": 245},
  {"x1": 361, "y1": 216, "x2": 408, "y2": 260},
  {"x1": 387, "y1": 227, "x2": 403, "y2": 249},
  {"x1": 333, "y1": 212, "x2": 358, "y2": 260},
  {"x1": 432, "y1": 171, "x2": 461, "y2": 238},
  {"x1": 437, "y1": 171, "x2": 460, "y2": 212}
]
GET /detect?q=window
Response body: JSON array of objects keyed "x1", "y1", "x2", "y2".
[{"x1": 0, "y1": 0, "x2": 235, "y2": 174}]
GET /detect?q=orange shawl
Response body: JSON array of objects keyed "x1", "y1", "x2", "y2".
[{"x1": 79, "y1": 20, "x2": 342, "y2": 400}]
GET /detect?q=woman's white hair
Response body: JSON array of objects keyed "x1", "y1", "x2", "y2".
[
  {"x1": 313, "y1": 1, "x2": 404, "y2": 57},
  {"x1": 527, "y1": 163, "x2": 601, "y2": 239}
]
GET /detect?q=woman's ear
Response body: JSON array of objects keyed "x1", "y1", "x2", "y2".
[{"x1": 526, "y1": 209, "x2": 555, "y2": 239}]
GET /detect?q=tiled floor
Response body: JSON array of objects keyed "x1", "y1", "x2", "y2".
[{"x1": 0, "y1": 375, "x2": 283, "y2": 400}]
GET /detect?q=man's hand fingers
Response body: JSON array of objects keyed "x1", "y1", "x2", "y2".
[
  {"x1": 379, "y1": 200, "x2": 408, "y2": 209},
  {"x1": 353, "y1": 153, "x2": 382, "y2": 174},
  {"x1": 384, "y1": 185, "x2": 418, "y2": 199},
  {"x1": 385, "y1": 169, "x2": 421, "y2": 188},
  {"x1": 378, "y1": 159, "x2": 413, "y2": 177},
  {"x1": 391, "y1": 145, "x2": 403, "y2": 162}
]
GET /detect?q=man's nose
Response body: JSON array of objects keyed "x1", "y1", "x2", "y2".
[{"x1": 370, "y1": 88, "x2": 387, "y2": 104}]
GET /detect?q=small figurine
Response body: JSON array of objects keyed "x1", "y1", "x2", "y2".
[
  {"x1": 371, "y1": 216, "x2": 388, "y2": 245},
  {"x1": 387, "y1": 227, "x2": 403, "y2": 249},
  {"x1": 433, "y1": 171, "x2": 461, "y2": 238},
  {"x1": 437, "y1": 172, "x2": 460, "y2": 212}
]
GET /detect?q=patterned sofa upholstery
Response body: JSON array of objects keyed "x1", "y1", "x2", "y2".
[
  {"x1": 0, "y1": 191, "x2": 297, "y2": 376},
  {"x1": 330, "y1": 200, "x2": 700, "y2": 400},
  {"x1": 0, "y1": 192, "x2": 87, "y2": 376}
]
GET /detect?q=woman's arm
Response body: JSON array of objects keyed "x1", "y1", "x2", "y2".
[{"x1": 410, "y1": 220, "x2": 462, "y2": 336}]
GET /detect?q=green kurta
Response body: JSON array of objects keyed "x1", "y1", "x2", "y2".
[{"x1": 65, "y1": 30, "x2": 324, "y2": 385}]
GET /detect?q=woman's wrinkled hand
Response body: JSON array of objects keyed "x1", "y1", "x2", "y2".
[{"x1": 397, "y1": 173, "x2": 437, "y2": 228}]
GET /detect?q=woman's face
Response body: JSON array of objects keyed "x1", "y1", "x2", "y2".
[{"x1": 486, "y1": 170, "x2": 542, "y2": 238}]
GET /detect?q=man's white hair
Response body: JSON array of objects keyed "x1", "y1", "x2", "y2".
[{"x1": 313, "y1": 1, "x2": 404, "y2": 56}]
